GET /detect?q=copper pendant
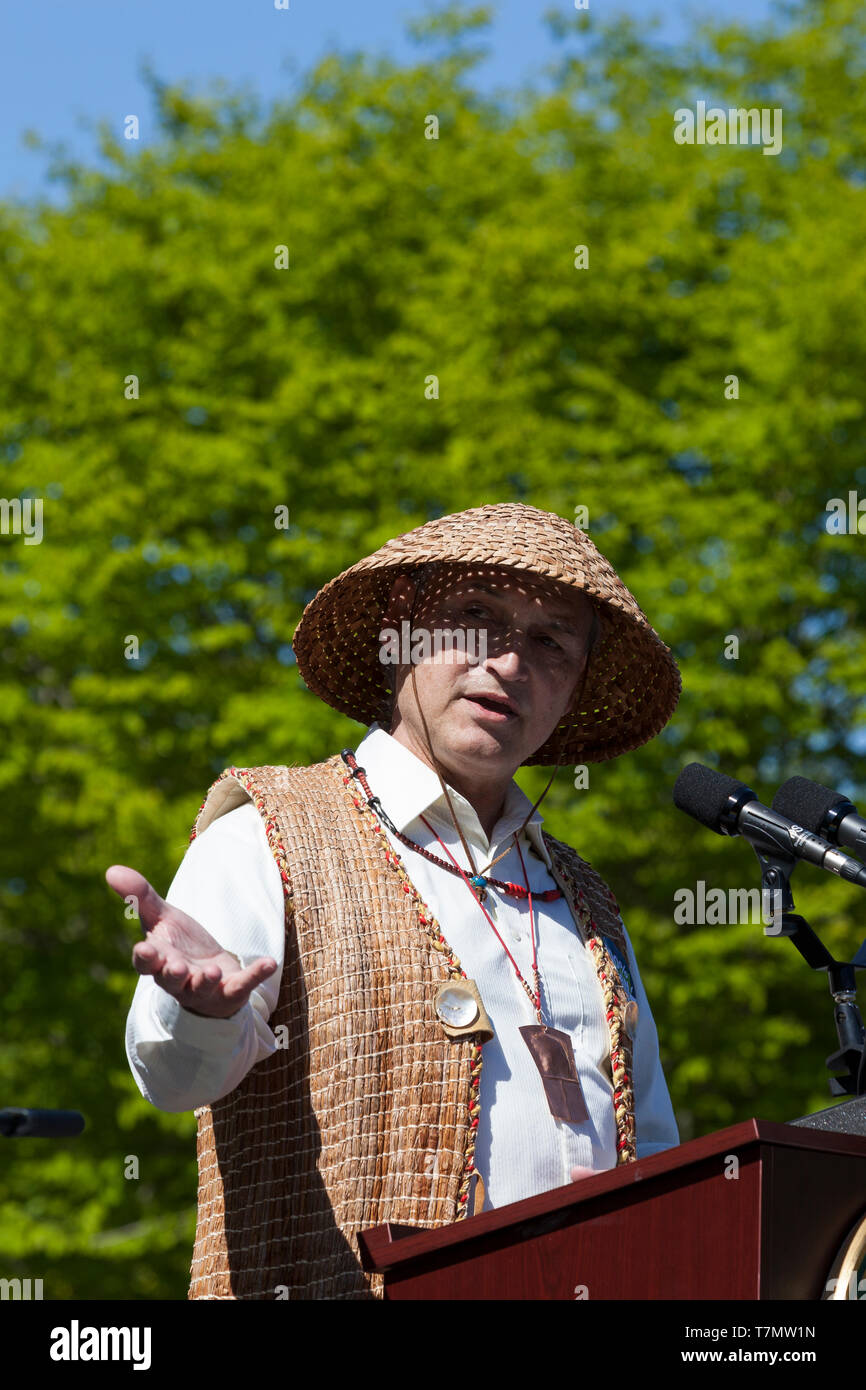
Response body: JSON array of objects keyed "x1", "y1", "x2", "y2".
[{"x1": 519, "y1": 1024, "x2": 589, "y2": 1124}]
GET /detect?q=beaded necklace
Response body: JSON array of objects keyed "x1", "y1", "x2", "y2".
[{"x1": 341, "y1": 751, "x2": 562, "y2": 904}]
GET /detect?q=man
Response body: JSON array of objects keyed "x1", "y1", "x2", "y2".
[{"x1": 110, "y1": 501, "x2": 682, "y2": 1299}]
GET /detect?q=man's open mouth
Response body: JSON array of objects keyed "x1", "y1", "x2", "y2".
[{"x1": 462, "y1": 693, "x2": 518, "y2": 718}]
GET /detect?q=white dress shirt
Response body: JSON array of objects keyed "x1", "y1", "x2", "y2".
[{"x1": 126, "y1": 724, "x2": 679, "y2": 1212}]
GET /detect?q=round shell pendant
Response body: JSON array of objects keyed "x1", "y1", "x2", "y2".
[{"x1": 434, "y1": 983, "x2": 480, "y2": 1028}]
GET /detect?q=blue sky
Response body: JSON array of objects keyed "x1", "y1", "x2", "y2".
[{"x1": 1, "y1": 0, "x2": 777, "y2": 206}]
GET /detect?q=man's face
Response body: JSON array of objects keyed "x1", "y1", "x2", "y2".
[{"x1": 380, "y1": 563, "x2": 596, "y2": 777}]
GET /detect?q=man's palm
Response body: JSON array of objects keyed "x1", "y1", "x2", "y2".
[{"x1": 106, "y1": 864, "x2": 278, "y2": 1018}]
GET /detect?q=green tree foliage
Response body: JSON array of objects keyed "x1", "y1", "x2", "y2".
[{"x1": 1, "y1": 0, "x2": 865, "y2": 1296}]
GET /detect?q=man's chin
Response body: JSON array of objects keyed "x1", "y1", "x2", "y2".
[{"x1": 444, "y1": 706, "x2": 526, "y2": 762}]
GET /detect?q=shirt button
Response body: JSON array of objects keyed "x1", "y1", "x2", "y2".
[{"x1": 511, "y1": 929, "x2": 521, "y2": 943}]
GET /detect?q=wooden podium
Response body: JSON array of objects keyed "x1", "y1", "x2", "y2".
[{"x1": 358, "y1": 1118, "x2": 866, "y2": 1299}]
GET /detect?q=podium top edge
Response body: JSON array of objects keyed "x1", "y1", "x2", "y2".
[{"x1": 357, "y1": 1117, "x2": 866, "y2": 1274}]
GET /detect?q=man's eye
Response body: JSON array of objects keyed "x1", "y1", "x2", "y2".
[{"x1": 537, "y1": 633, "x2": 561, "y2": 650}]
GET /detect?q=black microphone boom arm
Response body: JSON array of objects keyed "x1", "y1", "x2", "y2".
[{"x1": 747, "y1": 838, "x2": 866, "y2": 1097}]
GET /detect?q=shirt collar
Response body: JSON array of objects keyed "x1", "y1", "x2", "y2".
[{"x1": 351, "y1": 723, "x2": 553, "y2": 868}]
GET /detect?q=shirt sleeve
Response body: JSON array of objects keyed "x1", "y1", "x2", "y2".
[
  {"x1": 124, "y1": 802, "x2": 286, "y2": 1113},
  {"x1": 619, "y1": 920, "x2": 680, "y2": 1158}
]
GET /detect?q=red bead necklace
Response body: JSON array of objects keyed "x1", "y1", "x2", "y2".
[{"x1": 341, "y1": 750, "x2": 562, "y2": 904}]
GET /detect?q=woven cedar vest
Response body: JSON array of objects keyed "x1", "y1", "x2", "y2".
[{"x1": 187, "y1": 752, "x2": 637, "y2": 1300}]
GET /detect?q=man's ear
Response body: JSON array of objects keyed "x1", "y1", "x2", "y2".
[
  {"x1": 561, "y1": 644, "x2": 591, "y2": 722},
  {"x1": 382, "y1": 574, "x2": 417, "y2": 627}
]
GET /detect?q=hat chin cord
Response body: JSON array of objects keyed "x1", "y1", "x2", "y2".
[{"x1": 402, "y1": 578, "x2": 590, "y2": 881}]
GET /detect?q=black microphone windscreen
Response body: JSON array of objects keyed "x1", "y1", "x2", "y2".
[
  {"x1": 0, "y1": 1108, "x2": 86, "y2": 1139},
  {"x1": 673, "y1": 762, "x2": 752, "y2": 834},
  {"x1": 772, "y1": 776, "x2": 846, "y2": 833}
]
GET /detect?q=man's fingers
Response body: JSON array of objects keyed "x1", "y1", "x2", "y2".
[
  {"x1": 132, "y1": 943, "x2": 278, "y2": 1014},
  {"x1": 184, "y1": 966, "x2": 224, "y2": 1001},
  {"x1": 106, "y1": 865, "x2": 168, "y2": 931},
  {"x1": 243, "y1": 958, "x2": 279, "y2": 989},
  {"x1": 132, "y1": 940, "x2": 166, "y2": 975},
  {"x1": 248, "y1": 957, "x2": 279, "y2": 981},
  {"x1": 170, "y1": 962, "x2": 263, "y2": 1018},
  {"x1": 158, "y1": 950, "x2": 193, "y2": 989},
  {"x1": 138, "y1": 951, "x2": 215, "y2": 1001},
  {"x1": 218, "y1": 958, "x2": 278, "y2": 1005},
  {"x1": 136, "y1": 945, "x2": 198, "y2": 995}
]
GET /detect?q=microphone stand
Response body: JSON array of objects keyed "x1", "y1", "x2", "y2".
[{"x1": 748, "y1": 840, "x2": 866, "y2": 1098}]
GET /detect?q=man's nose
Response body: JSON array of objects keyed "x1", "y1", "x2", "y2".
[{"x1": 481, "y1": 632, "x2": 531, "y2": 677}]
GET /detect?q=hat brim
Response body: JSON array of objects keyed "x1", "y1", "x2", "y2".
[{"x1": 292, "y1": 505, "x2": 681, "y2": 766}]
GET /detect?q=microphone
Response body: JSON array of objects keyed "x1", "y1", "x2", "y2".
[
  {"x1": 673, "y1": 763, "x2": 866, "y2": 889},
  {"x1": 0, "y1": 1109, "x2": 85, "y2": 1139},
  {"x1": 773, "y1": 776, "x2": 866, "y2": 859}
]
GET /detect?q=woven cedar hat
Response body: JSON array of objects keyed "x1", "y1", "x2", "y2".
[{"x1": 292, "y1": 502, "x2": 681, "y2": 767}]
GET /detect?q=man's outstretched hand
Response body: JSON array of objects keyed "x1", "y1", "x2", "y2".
[{"x1": 106, "y1": 864, "x2": 278, "y2": 1019}]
